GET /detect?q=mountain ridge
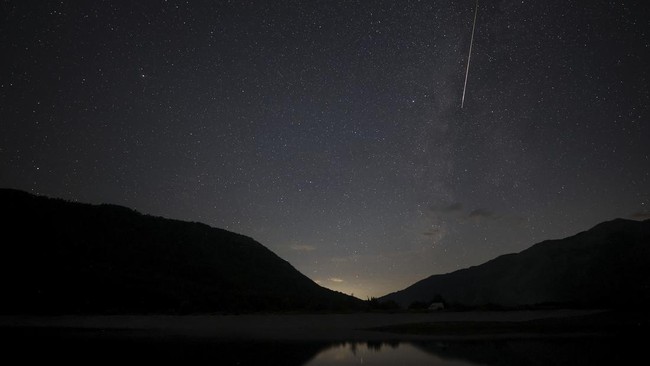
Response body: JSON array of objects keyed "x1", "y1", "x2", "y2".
[
  {"x1": 0, "y1": 188, "x2": 363, "y2": 314},
  {"x1": 381, "y1": 218, "x2": 650, "y2": 309}
]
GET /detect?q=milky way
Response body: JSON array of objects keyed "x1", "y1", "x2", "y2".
[{"x1": 1, "y1": 1, "x2": 649, "y2": 298}]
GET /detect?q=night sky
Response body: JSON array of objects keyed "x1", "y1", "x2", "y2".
[{"x1": 2, "y1": 0, "x2": 649, "y2": 299}]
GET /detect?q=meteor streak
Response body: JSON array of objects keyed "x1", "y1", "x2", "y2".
[{"x1": 461, "y1": 0, "x2": 479, "y2": 108}]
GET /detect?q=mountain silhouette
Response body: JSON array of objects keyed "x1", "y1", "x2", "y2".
[
  {"x1": 0, "y1": 189, "x2": 362, "y2": 314},
  {"x1": 382, "y1": 218, "x2": 650, "y2": 309}
]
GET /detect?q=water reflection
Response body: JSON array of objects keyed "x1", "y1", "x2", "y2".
[
  {"x1": 306, "y1": 342, "x2": 479, "y2": 365},
  {"x1": 304, "y1": 338, "x2": 644, "y2": 366},
  {"x1": 2, "y1": 327, "x2": 644, "y2": 366}
]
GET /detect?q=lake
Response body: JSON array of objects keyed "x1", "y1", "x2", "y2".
[
  {"x1": 2, "y1": 330, "x2": 642, "y2": 365},
  {"x1": 1, "y1": 312, "x2": 644, "y2": 365}
]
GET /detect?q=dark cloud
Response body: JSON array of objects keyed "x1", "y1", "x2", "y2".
[
  {"x1": 290, "y1": 244, "x2": 317, "y2": 251},
  {"x1": 429, "y1": 202, "x2": 463, "y2": 214},
  {"x1": 443, "y1": 203, "x2": 463, "y2": 212},
  {"x1": 630, "y1": 212, "x2": 650, "y2": 220},
  {"x1": 468, "y1": 209, "x2": 495, "y2": 220},
  {"x1": 422, "y1": 229, "x2": 441, "y2": 236}
]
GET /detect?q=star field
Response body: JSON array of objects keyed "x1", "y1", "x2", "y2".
[{"x1": 1, "y1": 0, "x2": 649, "y2": 298}]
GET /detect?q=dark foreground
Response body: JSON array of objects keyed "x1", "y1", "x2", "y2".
[{"x1": 1, "y1": 310, "x2": 646, "y2": 365}]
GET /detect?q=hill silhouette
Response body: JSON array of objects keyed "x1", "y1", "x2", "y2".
[
  {"x1": 382, "y1": 218, "x2": 650, "y2": 309},
  {"x1": 0, "y1": 189, "x2": 362, "y2": 314}
]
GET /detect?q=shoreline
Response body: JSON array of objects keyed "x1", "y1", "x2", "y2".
[{"x1": 0, "y1": 309, "x2": 615, "y2": 342}]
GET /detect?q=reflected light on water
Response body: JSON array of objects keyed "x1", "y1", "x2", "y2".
[{"x1": 305, "y1": 342, "x2": 480, "y2": 366}]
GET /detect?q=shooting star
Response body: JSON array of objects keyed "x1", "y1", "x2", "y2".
[{"x1": 461, "y1": 0, "x2": 479, "y2": 108}]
